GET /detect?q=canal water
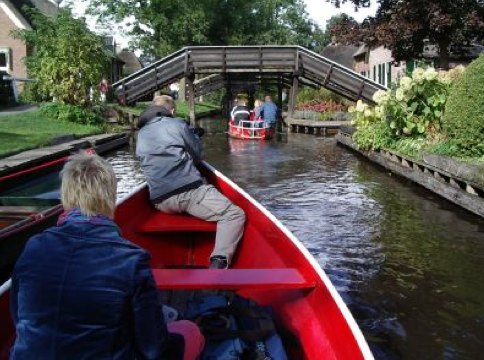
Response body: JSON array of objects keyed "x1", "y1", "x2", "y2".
[{"x1": 106, "y1": 122, "x2": 484, "y2": 360}]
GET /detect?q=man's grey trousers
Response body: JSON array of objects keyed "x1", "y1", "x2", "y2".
[{"x1": 154, "y1": 184, "x2": 246, "y2": 264}]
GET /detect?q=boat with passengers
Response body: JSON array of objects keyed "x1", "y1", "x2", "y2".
[
  {"x1": 228, "y1": 118, "x2": 274, "y2": 140},
  {"x1": 0, "y1": 160, "x2": 373, "y2": 359}
]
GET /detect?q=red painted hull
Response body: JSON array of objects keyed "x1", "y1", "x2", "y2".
[
  {"x1": 0, "y1": 162, "x2": 374, "y2": 359},
  {"x1": 228, "y1": 120, "x2": 274, "y2": 140}
]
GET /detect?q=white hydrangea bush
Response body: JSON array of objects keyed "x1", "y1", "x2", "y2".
[{"x1": 350, "y1": 66, "x2": 464, "y2": 138}]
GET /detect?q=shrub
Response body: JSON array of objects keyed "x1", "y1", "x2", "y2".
[
  {"x1": 40, "y1": 103, "x2": 104, "y2": 125},
  {"x1": 374, "y1": 67, "x2": 450, "y2": 137},
  {"x1": 352, "y1": 119, "x2": 395, "y2": 151},
  {"x1": 349, "y1": 66, "x2": 467, "y2": 155},
  {"x1": 297, "y1": 87, "x2": 348, "y2": 105},
  {"x1": 441, "y1": 56, "x2": 484, "y2": 157}
]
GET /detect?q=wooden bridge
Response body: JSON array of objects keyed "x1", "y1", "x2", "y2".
[{"x1": 113, "y1": 46, "x2": 387, "y2": 125}]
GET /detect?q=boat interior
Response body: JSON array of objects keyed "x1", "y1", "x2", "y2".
[{"x1": 0, "y1": 167, "x2": 365, "y2": 359}]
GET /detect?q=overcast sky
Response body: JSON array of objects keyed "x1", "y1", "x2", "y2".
[
  {"x1": 304, "y1": 0, "x2": 378, "y2": 27},
  {"x1": 70, "y1": 0, "x2": 378, "y2": 48}
]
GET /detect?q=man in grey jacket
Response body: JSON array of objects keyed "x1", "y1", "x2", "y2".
[{"x1": 136, "y1": 95, "x2": 246, "y2": 269}]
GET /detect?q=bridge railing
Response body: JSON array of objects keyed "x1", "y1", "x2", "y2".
[{"x1": 113, "y1": 46, "x2": 387, "y2": 105}]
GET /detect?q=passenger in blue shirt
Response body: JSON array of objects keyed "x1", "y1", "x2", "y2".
[
  {"x1": 260, "y1": 95, "x2": 279, "y2": 128},
  {"x1": 9, "y1": 153, "x2": 205, "y2": 360}
]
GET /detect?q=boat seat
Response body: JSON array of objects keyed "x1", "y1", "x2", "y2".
[
  {"x1": 136, "y1": 212, "x2": 217, "y2": 233},
  {"x1": 152, "y1": 268, "x2": 316, "y2": 290}
]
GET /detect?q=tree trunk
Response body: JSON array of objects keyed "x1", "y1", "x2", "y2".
[{"x1": 438, "y1": 39, "x2": 451, "y2": 70}]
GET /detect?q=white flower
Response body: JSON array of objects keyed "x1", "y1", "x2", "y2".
[
  {"x1": 348, "y1": 106, "x2": 356, "y2": 113},
  {"x1": 364, "y1": 109, "x2": 373, "y2": 118},
  {"x1": 395, "y1": 88, "x2": 405, "y2": 101},
  {"x1": 374, "y1": 106, "x2": 382, "y2": 117},
  {"x1": 412, "y1": 68, "x2": 425, "y2": 83},
  {"x1": 356, "y1": 100, "x2": 367, "y2": 112},
  {"x1": 424, "y1": 67, "x2": 438, "y2": 81},
  {"x1": 372, "y1": 90, "x2": 389, "y2": 105},
  {"x1": 399, "y1": 76, "x2": 412, "y2": 90}
]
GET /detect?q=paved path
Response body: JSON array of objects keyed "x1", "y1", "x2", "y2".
[{"x1": 0, "y1": 104, "x2": 38, "y2": 116}]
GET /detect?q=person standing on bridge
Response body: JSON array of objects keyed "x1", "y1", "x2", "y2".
[
  {"x1": 136, "y1": 95, "x2": 246, "y2": 270},
  {"x1": 260, "y1": 95, "x2": 279, "y2": 129}
]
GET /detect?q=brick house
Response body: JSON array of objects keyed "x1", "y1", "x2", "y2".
[
  {"x1": 353, "y1": 43, "x2": 484, "y2": 88},
  {"x1": 0, "y1": 0, "x2": 58, "y2": 93},
  {"x1": 353, "y1": 45, "x2": 406, "y2": 88}
]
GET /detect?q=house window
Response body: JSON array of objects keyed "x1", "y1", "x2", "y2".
[
  {"x1": 0, "y1": 48, "x2": 11, "y2": 72},
  {"x1": 387, "y1": 62, "x2": 392, "y2": 87}
]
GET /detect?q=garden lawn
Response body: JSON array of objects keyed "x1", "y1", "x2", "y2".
[{"x1": 0, "y1": 109, "x2": 102, "y2": 158}]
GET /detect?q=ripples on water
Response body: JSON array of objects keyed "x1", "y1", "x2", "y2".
[{"x1": 107, "y1": 130, "x2": 484, "y2": 360}]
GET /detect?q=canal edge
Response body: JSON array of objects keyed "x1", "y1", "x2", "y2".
[
  {"x1": 335, "y1": 131, "x2": 484, "y2": 219},
  {"x1": 0, "y1": 133, "x2": 130, "y2": 178}
]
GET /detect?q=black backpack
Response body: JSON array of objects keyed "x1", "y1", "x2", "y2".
[{"x1": 185, "y1": 293, "x2": 288, "y2": 360}]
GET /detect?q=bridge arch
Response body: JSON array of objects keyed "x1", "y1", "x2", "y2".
[{"x1": 113, "y1": 46, "x2": 387, "y2": 124}]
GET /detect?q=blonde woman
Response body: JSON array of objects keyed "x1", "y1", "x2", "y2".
[
  {"x1": 253, "y1": 99, "x2": 264, "y2": 120},
  {"x1": 10, "y1": 153, "x2": 204, "y2": 360}
]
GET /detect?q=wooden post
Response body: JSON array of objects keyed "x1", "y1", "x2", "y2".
[
  {"x1": 186, "y1": 74, "x2": 196, "y2": 127},
  {"x1": 277, "y1": 76, "x2": 283, "y2": 108},
  {"x1": 288, "y1": 75, "x2": 299, "y2": 119},
  {"x1": 178, "y1": 78, "x2": 186, "y2": 102},
  {"x1": 225, "y1": 76, "x2": 232, "y2": 119}
]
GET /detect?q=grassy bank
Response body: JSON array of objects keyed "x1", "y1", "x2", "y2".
[{"x1": 0, "y1": 109, "x2": 102, "y2": 158}]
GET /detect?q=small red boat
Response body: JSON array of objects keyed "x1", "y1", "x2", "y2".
[
  {"x1": 0, "y1": 162, "x2": 373, "y2": 359},
  {"x1": 228, "y1": 119, "x2": 275, "y2": 140}
]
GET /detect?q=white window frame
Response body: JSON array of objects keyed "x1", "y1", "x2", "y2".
[{"x1": 0, "y1": 47, "x2": 12, "y2": 72}]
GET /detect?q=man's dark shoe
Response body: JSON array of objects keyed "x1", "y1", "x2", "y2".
[{"x1": 209, "y1": 256, "x2": 228, "y2": 269}]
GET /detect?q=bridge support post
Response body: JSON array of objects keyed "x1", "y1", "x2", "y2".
[
  {"x1": 186, "y1": 74, "x2": 196, "y2": 127},
  {"x1": 288, "y1": 75, "x2": 299, "y2": 119},
  {"x1": 277, "y1": 76, "x2": 283, "y2": 108}
]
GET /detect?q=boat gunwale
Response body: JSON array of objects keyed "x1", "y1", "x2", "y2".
[{"x1": 199, "y1": 161, "x2": 375, "y2": 360}]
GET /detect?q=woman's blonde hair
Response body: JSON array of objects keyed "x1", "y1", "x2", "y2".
[{"x1": 61, "y1": 153, "x2": 117, "y2": 218}]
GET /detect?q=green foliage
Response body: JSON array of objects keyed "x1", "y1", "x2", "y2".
[
  {"x1": 87, "y1": 0, "x2": 321, "y2": 57},
  {"x1": 441, "y1": 56, "x2": 484, "y2": 158},
  {"x1": 297, "y1": 87, "x2": 346, "y2": 104},
  {"x1": 203, "y1": 89, "x2": 226, "y2": 107},
  {"x1": 329, "y1": 0, "x2": 484, "y2": 68},
  {"x1": 391, "y1": 138, "x2": 427, "y2": 158},
  {"x1": 40, "y1": 103, "x2": 104, "y2": 125},
  {"x1": 353, "y1": 118, "x2": 395, "y2": 151},
  {"x1": 14, "y1": 9, "x2": 109, "y2": 105},
  {"x1": 350, "y1": 65, "x2": 479, "y2": 159},
  {"x1": 375, "y1": 67, "x2": 453, "y2": 137}
]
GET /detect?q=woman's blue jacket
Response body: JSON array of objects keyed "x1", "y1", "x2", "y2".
[{"x1": 9, "y1": 209, "x2": 182, "y2": 359}]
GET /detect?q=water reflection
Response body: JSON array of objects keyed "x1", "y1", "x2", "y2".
[{"x1": 106, "y1": 128, "x2": 484, "y2": 360}]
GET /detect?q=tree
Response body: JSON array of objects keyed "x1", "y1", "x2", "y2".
[
  {"x1": 86, "y1": 0, "x2": 321, "y2": 57},
  {"x1": 328, "y1": 0, "x2": 484, "y2": 69},
  {"x1": 15, "y1": 9, "x2": 109, "y2": 105}
]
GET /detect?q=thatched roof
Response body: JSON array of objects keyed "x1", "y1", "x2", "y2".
[
  {"x1": 321, "y1": 45, "x2": 359, "y2": 68},
  {"x1": 116, "y1": 49, "x2": 143, "y2": 75}
]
